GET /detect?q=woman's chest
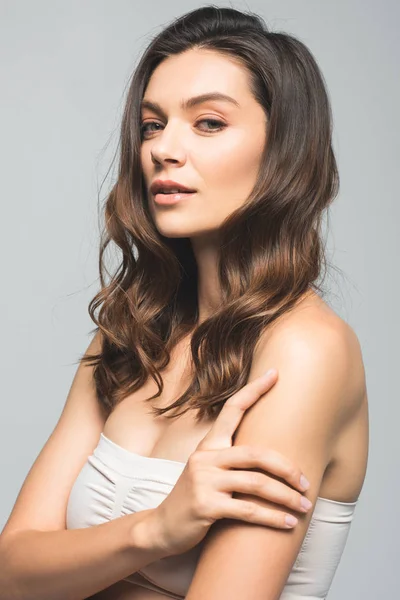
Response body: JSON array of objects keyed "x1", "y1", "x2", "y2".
[
  {"x1": 101, "y1": 347, "x2": 214, "y2": 464},
  {"x1": 87, "y1": 379, "x2": 207, "y2": 598}
]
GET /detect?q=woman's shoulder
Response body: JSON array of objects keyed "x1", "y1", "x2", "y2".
[
  {"x1": 261, "y1": 289, "x2": 355, "y2": 336},
  {"x1": 255, "y1": 290, "x2": 366, "y2": 418},
  {"x1": 240, "y1": 290, "x2": 368, "y2": 504},
  {"x1": 260, "y1": 289, "x2": 363, "y2": 357}
]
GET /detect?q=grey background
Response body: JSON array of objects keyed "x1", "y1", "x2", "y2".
[{"x1": 1, "y1": 0, "x2": 398, "y2": 597}]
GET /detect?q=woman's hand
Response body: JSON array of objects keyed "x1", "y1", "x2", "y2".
[{"x1": 146, "y1": 369, "x2": 312, "y2": 556}]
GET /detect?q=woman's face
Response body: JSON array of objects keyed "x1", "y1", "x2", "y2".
[{"x1": 140, "y1": 48, "x2": 267, "y2": 239}]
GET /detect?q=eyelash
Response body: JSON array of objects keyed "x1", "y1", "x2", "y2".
[{"x1": 140, "y1": 118, "x2": 226, "y2": 137}]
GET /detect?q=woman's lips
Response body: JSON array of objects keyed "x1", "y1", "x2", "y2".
[{"x1": 154, "y1": 191, "x2": 196, "y2": 205}]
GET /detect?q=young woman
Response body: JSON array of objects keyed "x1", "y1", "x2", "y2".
[{"x1": 0, "y1": 6, "x2": 368, "y2": 600}]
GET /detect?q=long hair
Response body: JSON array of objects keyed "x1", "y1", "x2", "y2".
[{"x1": 80, "y1": 5, "x2": 339, "y2": 422}]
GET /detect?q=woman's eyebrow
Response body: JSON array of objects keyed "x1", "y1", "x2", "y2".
[{"x1": 140, "y1": 92, "x2": 240, "y2": 118}]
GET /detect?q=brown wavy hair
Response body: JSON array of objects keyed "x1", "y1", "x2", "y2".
[{"x1": 79, "y1": 5, "x2": 340, "y2": 423}]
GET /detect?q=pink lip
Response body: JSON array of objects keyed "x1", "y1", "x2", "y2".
[
  {"x1": 150, "y1": 179, "x2": 196, "y2": 195},
  {"x1": 154, "y1": 191, "x2": 196, "y2": 205}
]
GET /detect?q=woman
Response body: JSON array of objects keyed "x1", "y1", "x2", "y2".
[{"x1": 0, "y1": 5, "x2": 368, "y2": 600}]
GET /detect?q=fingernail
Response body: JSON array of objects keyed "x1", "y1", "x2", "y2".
[
  {"x1": 285, "y1": 515, "x2": 298, "y2": 527},
  {"x1": 301, "y1": 496, "x2": 313, "y2": 510},
  {"x1": 300, "y1": 475, "x2": 310, "y2": 490},
  {"x1": 263, "y1": 368, "x2": 277, "y2": 379}
]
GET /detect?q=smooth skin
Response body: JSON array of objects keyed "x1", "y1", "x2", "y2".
[
  {"x1": 141, "y1": 47, "x2": 268, "y2": 324},
  {"x1": 0, "y1": 45, "x2": 368, "y2": 600},
  {"x1": 183, "y1": 313, "x2": 367, "y2": 600},
  {"x1": 102, "y1": 43, "x2": 368, "y2": 600},
  {"x1": 0, "y1": 336, "x2": 312, "y2": 600},
  {"x1": 146, "y1": 368, "x2": 311, "y2": 557}
]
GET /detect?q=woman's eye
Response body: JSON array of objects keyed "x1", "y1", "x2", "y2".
[
  {"x1": 141, "y1": 122, "x2": 162, "y2": 135},
  {"x1": 140, "y1": 119, "x2": 226, "y2": 137},
  {"x1": 196, "y1": 118, "x2": 226, "y2": 132}
]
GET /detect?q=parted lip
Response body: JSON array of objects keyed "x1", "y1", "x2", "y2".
[{"x1": 150, "y1": 179, "x2": 197, "y2": 195}]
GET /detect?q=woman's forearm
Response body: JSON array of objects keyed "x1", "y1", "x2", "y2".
[{"x1": 0, "y1": 509, "x2": 167, "y2": 600}]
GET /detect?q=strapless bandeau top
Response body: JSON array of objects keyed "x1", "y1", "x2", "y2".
[{"x1": 66, "y1": 433, "x2": 359, "y2": 599}]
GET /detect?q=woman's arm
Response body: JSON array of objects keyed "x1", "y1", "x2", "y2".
[
  {"x1": 0, "y1": 331, "x2": 167, "y2": 600},
  {"x1": 185, "y1": 318, "x2": 365, "y2": 600},
  {"x1": 0, "y1": 509, "x2": 166, "y2": 600}
]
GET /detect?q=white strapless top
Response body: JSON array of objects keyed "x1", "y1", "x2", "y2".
[{"x1": 66, "y1": 433, "x2": 358, "y2": 599}]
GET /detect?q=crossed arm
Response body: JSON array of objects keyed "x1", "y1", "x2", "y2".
[{"x1": 185, "y1": 318, "x2": 362, "y2": 600}]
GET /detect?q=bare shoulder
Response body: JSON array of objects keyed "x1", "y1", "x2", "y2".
[
  {"x1": 233, "y1": 290, "x2": 368, "y2": 505},
  {"x1": 256, "y1": 290, "x2": 367, "y2": 420}
]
